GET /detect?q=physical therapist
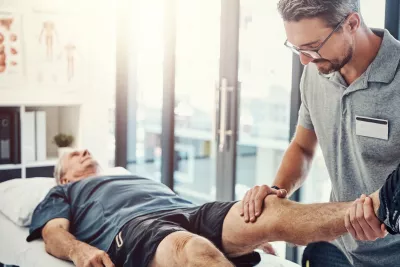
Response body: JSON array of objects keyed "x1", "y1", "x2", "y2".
[{"x1": 240, "y1": 0, "x2": 400, "y2": 266}]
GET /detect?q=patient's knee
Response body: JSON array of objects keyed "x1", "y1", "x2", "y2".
[
  {"x1": 178, "y1": 235, "x2": 220, "y2": 259},
  {"x1": 260, "y1": 195, "x2": 287, "y2": 237},
  {"x1": 261, "y1": 195, "x2": 283, "y2": 218}
]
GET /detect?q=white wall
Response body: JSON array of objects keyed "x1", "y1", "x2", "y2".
[{"x1": 76, "y1": 1, "x2": 117, "y2": 167}]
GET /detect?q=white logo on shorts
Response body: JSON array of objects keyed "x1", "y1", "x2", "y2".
[{"x1": 116, "y1": 231, "x2": 124, "y2": 248}]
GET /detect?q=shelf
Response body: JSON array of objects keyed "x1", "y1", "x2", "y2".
[
  {"x1": 25, "y1": 158, "x2": 58, "y2": 168},
  {"x1": 0, "y1": 164, "x2": 22, "y2": 170},
  {"x1": 0, "y1": 159, "x2": 57, "y2": 170},
  {"x1": 0, "y1": 90, "x2": 84, "y2": 106}
]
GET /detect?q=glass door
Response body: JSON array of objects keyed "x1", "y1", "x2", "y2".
[
  {"x1": 165, "y1": 0, "x2": 241, "y2": 204},
  {"x1": 120, "y1": 0, "x2": 240, "y2": 203},
  {"x1": 125, "y1": 0, "x2": 165, "y2": 181},
  {"x1": 234, "y1": 0, "x2": 293, "y2": 257},
  {"x1": 172, "y1": 0, "x2": 221, "y2": 204}
]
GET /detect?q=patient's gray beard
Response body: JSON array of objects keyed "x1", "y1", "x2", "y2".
[
  {"x1": 89, "y1": 162, "x2": 102, "y2": 176},
  {"x1": 79, "y1": 162, "x2": 102, "y2": 179},
  {"x1": 95, "y1": 164, "x2": 103, "y2": 174}
]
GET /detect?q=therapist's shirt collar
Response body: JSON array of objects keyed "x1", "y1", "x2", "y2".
[
  {"x1": 320, "y1": 28, "x2": 400, "y2": 86},
  {"x1": 367, "y1": 28, "x2": 400, "y2": 84}
]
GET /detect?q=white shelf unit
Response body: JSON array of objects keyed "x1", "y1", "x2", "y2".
[
  {"x1": 0, "y1": 90, "x2": 84, "y2": 107},
  {"x1": 0, "y1": 104, "x2": 81, "y2": 179},
  {"x1": 25, "y1": 158, "x2": 58, "y2": 168},
  {"x1": 0, "y1": 163, "x2": 22, "y2": 171}
]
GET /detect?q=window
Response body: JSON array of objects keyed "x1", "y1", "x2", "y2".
[
  {"x1": 361, "y1": 0, "x2": 386, "y2": 28},
  {"x1": 235, "y1": 0, "x2": 293, "y2": 258}
]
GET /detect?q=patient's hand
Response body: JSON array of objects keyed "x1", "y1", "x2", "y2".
[
  {"x1": 70, "y1": 242, "x2": 115, "y2": 267},
  {"x1": 344, "y1": 193, "x2": 387, "y2": 241}
]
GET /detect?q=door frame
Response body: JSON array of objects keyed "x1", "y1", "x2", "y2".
[{"x1": 215, "y1": 0, "x2": 241, "y2": 201}]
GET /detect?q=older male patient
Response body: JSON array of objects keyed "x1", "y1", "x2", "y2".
[{"x1": 27, "y1": 149, "x2": 353, "y2": 267}]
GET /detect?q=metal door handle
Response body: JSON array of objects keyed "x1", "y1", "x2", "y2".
[{"x1": 218, "y1": 78, "x2": 233, "y2": 152}]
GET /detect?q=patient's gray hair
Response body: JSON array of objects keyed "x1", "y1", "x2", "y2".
[
  {"x1": 54, "y1": 153, "x2": 67, "y2": 185},
  {"x1": 277, "y1": 0, "x2": 364, "y2": 28}
]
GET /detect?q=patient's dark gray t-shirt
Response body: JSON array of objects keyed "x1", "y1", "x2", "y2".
[{"x1": 27, "y1": 175, "x2": 195, "y2": 252}]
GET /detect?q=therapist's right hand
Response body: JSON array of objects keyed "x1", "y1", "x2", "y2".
[
  {"x1": 240, "y1": 185, "x2": 287, "y2": 223},
  {"x1": 344, "y1": 194, "x2": 387, "y2": 241},
  {"x1": 71, "y1": 242, "x2": 115, "y2": 267}
]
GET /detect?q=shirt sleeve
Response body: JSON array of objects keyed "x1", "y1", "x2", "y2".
[
  {"x1": 297, "y1": 67, "x2": 314, "y2": 130},
  {"x1": 378, "y1": 163, "x2": 400, "y2": 235},
  {"x1": 26, "y1": 186, "x2": 71, "y2": 242}
]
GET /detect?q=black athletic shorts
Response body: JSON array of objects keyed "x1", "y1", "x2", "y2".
[{"x1": 108, "y1": 201, "x2": 261, "y2": 267}]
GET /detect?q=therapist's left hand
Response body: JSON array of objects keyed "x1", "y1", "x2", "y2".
[{"x1": 345, "y1": 194, "x2": 387, "y2": 241}]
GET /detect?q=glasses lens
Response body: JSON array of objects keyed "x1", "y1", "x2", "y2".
[
  {"x1": 284, "y1": 41, "x2": 321, "y2": 59},
  {"x1": 300, "y1": 50, "x2": 321, "y2": 59}
]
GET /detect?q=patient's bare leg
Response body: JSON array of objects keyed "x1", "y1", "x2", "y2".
[
  {"x1": 222, "y1": 196, "x2": 352, "y2": 257},
  {"x1": 149, "y1": 231, "x2": 234, "y2": 267}
]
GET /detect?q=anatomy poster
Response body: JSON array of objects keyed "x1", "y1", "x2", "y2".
[
  {"x1": 0, "y1": 12, "x2": 23, "y2": 84},
  {"x1": 26, "y1": 13, "x2": 88, "y2": 87}
]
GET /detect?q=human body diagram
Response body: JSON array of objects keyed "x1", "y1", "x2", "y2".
[
  {"x1": 0, "y1": 15, "x2": 20, "y2": 75},
  {"x1": 36, "y1": 19, "x2": 83, "y2": 83}
]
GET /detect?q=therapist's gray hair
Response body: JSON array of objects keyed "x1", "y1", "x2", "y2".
[
  {"x1": 277, "y1": 0, "x2": 364, "y2": 28},
  {"x1": 54, "y1": 153, "x2": 67, "y2": 185}
]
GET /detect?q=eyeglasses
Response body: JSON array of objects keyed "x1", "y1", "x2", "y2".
[{"x1": 284, "y1": 16, "x2": 348, "y2": 59}]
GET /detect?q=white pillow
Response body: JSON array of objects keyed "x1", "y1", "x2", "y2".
[
  {"x1": 101, "y1": 166, "x2": 132, "y2": 176},
  {"x1": 0, "y1": 178, "x2": 56, "y2": 227},
  {"x1": 0, "y1": 167, "x2": 132, "y2": 227}
]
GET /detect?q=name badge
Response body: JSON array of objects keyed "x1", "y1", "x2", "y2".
[{"x1": 355, "y1": 116, "x2": 389, "y2": 140}]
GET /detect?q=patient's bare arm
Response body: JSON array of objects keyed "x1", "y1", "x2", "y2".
[
  {"x1": 42, "y1": 218, "x2": 115, "y2": 267},
  {"x1": 222, "y1": 196, "x2": 352, "y2": 257}
]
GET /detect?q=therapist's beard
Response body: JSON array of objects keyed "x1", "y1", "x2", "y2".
[{"x1": 314, "y1": 46, "x2": 353, "y2": 75}]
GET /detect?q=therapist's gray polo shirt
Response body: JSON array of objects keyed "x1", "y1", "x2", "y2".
[{"x1": 299, "y1": 28, "x2": 400, "y2": 267}]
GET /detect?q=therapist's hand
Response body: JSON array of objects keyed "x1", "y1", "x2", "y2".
[
  {"x1": 240, "y1": 185, "x2": 287, "y2": 223},
  {"x1": 344, "y1": 194, "x2": 387, "y2": 241},
  {"x1": 71, "y1": 242, "x2": 115, "y2": 267}
]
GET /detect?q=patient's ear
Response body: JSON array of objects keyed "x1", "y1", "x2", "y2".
[{"x1": 60, "y1": 177, "x2": 68, "y2": 185}]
